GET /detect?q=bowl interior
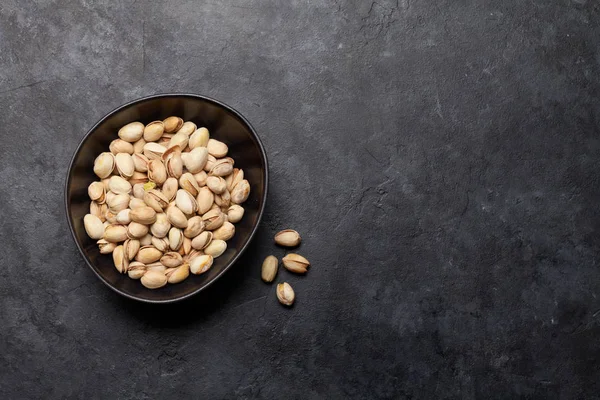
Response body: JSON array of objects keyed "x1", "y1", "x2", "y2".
[{"x1": 66, "y1": 94, "x2": 267, "y2": 302}]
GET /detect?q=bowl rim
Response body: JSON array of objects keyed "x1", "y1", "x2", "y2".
[{"x1": 64, "y1": 93, "x2": 269, "y2": 304}]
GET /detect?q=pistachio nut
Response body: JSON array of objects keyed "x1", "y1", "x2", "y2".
[
  {"x1": 212, "y1": 221, "x2": 235, "y2": 241},
  {"x1": 162, "y1": 146, "x2": 183, "y2": 177},
  {"x1": 135, "y1": 246, "x2": 163, "y2": 264},
  {"x1": 123, "y1": 238, "x2": 141, "y2": 260},
  {"x1": 129, "y1": 206, "x2": 157, "y2": 225},
  {"x1": 274, "y1": 229, "x2": 301, "y2": 247},
  {"x1": 108, "y1": 175, "x2": 132, "y2": 194},
  {"x1": 196, "y1": 187, "x2": 214, "y2": 214},
  {"x1": 141, "y1": 270, "x2": 167, "y2": 289},
  {"x1": 104, "y1": 210, "x2": 117, "y2": 224},
  {"x1": 107, "y1": 193, "x2": 130, "y2": 214},
  {"x1": 203, "y1": 239, "x2": 227, "y2": 258},
  {"x1": 194, "y1": 171, "x2": 208, "y2": 187},
  {"x1": 147, "y1": 159, "x2": 167, "y2": 185},
  {"x1": 151, "y1": 236, "x2": 170, "y2": 252},
  {"x1": 139, "y1": 233, "x2": 153, "y2": 246},
  {"x1": 127, "y1": 261, "x2": 147, "y2": 279},
  {"x1": 98, "y1": 239, "x2": 117, "y2": 254},
  {"x1": 179, "y1": 173, "x2": 200, "y2": 197},
  {"x1": 184, "y1": 216, "x2": 205, "y2": 238},
  {"x1": 206, "y1": 176, "x2": 227, "y2": 194},
  {"x1": 132, "y1": 183, "x2": 145, "y2": 199},
  {"x1": 168, "y1": 227, "x2": 184, "y2": 251},
  {"x1": 209, "y1": 157, "x2": 234, "y2": 177},
  {"x1": 202, "y1": 208, "x2": 225, "y2": 231},
  {"x1": 129, "y1": 198, "x2": 147, "y2": 209},
  {"x1": 181, "y1": 146, "x2": 208, "y2": 173},
  {"x1": 90, "y1": 201, "x2": 105, "y2": 221},
  {"x1": 163, "y1": 116, "x2": 183, "y2": 133},
  {"x1": 175, "y1": 189, "x2": 198, "y2": 215},
  {"x1": 144, "y1": 121, "x2": 165, "y2": 141},
  {"x1": 166, "y1": 263, "x2": 190, "y2": 284},
  {"x1": 227, "y1": 204, "x2": 244, "y2": 223},
  {"x1": 161, "y1": 252, "x2": 183, "y2": 268},
  {"x1": 282, "y1": 253, "x2": 310, "y2": 274},
  {"x1": 150, "y1": 212, "x2": 171, "y2": 238},
  {"x1": 191, "y1": 231, "x2": 212, "y2": 250},
  {"x1": 84, "y1": 214, "x2": 105, "y2": 240},
  {"x1": 182, "y1": 236, "x2": 192, "y2": 255},
  {"x1": 168, "y1": 132, "x2": 189, "y2": 150},
  {"x1": 114, "y1": 153, "x2": 135, "y2": 179},
  {"x1": 115, "y1": 209, "x2": 131, "y2": 225},
  {"x1": 93, "y1": 152, "x2": 115, "y2": 179},
  {"x1": 132, "y1": 153, "x2": 149, "y2": 173},
  {"x1": 186, "y1": 249, "x2": 202, "y2": 262},
  {"x1": 226, "y1": 168, "x2": 244, "y2": 192},
  {"x1": 167, "y1": 205, "x2": 188, "y2": 229},
  {"x1": 261, "y1": 255, "x2": 278, "y2": 283},
  {"x1": 143, "y1": 189, "x2": 169, "y2": 212},
  {"x1": 133, "y1": 138, "x2": 146, "y2": 154},
  {"x1": 109, "y1": 139, "x2": 134, "y2": 155},
  {"x1": 127, "y1": 222, "x2": 149, "y2": 239},
  {"x1": 128, "y1": 171, "x2": 149, "y2": 185},
  {"x1": 162, "y1": 177, "x2": 178, "y2": 201},
  {"x1": 214, "y1": 189, "x2": 231, "y2": 208},
  {"x1": 113, "y1": 245, "x2": 129, "y2": 273},
  {"x1": 276, "y1": 282, "x2": 295, "y2": 306},
  {"x1": 207, "y1": 138, "x2": 228, "y2": 158},
  {"x1": 143, "y1": 142, "x2": 167, "y2": 160},
  {"x1": 177, "y1": 121, "x2": 197, "y2": 136},
  {"x1": 189, "y1": 127, "x2": 209, "y2": 149},
  {"x1": 88, "y1": 181, "x2": 106, "y2": 203},
  {"x1": 231, "y1": 179, "x2": 250, "y2": 204},
  {"x1": 189, "y1": 254, "x2": 213, "y2": 275},
  {"x1": 118, "y1": 121, "x2": 144, "y2": 142},
  {"x1": 204, "y1": 154, "x2": 217, "y2": 172}
]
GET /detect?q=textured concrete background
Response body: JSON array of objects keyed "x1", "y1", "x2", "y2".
[{"x1": 1, "y1": 0, "x2": 600, "y2": 398}]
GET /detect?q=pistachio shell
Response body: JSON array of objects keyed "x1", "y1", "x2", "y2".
[
  {"x1": 141, "y1": 270, "x2": 167, "y2": 289},
  {"x1": 183, "y1": 236, "x2": 192, "y2": 255},
  {"x1": 189, "y1": 127, "x2": 210, "y2": 149},
  {"x1": 214, "y1": 189, "x2": 231, "y2": 208},
  {"x1": 207, "y1": 139, "x2": 228, "y2": 158},
  {"x1": 282, "y1": 253, "x2": 310, "y2": 274},
  {"x1": 143, "y1": 189, "x2": 169, "y2": 212},
  {"x1": 179, "y1": 173, "x2": 201, "y2": 197},
  {"x1": 129, "y1": 198, "x2": 147, "y2": 209},
  {"x1": 212, "y1": 221, "x2": 235, "y2": 241},
  {"x1": 261, "y1": 255, "x2": 278, "y2": 283},
  {"x1": 132, "y1": 153, "x2": 149, "y2": 172},
  {"x1": 168, "y1": 227, "x2": 184, "y2": 251},
  {"x1": 162, "y1": 177, "x2": 179, "y2": 201},
  {"x1": 167, "y1": 205, "x2": 188, "y2": 229},
  {"x1": 277, "y1": 282, "x2": 295, "y2": 306},
  {"x1": 202, "y1": 209, "x2": 225, "y2": 231},
  {"x1": 231, "y1": 179, "x2": 250, "y2": 204},
  {"x1": 129, "y1": 206, "x2": 157, "y2": 225},
  {"x1": 113, "y1": 245, "x2": 129, "y2": 273},
  {"x1": 118, "y1": 122, "x2": 144, "y2": 142},
  {"x1": 196, "y1": 187, "x2": 214, "y2": 214},
  {"x1": 150, "y1": 212, "x2": 171, "y2": 238},
  {"x1": 144, "y1": 121, "x2": 165, "y2": 141},
  {"x1": 203, "y1": 239, "x2": 227, "y2": 258},
  {"x1": 147, "y1": 159, "x2": 167, "y2": 185},
  {"x1": 177, "y1": 121, "x2": 197, "y2": 136},
  {"x1": 206, "y1": 176, "x2": 227, "y2": 194},
  {"x1": 114, "y1": 153, "x2": 135, "y2": 179},
  {"x1": 123, "y1": 239, "x2": 141, "y2": 260},
  {"x1": 226, "y1": 168, "x2": 244, "y2": 192},
  {"x1": 146, "y1": 262, "x2": 167, "y2": 273},
  {"x1": 191, "y1": 231, "x2": 212, "y2": 250},
  {"x1": 88, "y1": 181, "x2": 106, "y2": 203},
  {"x1": 90, "y1": 201, "x2": 105, "y2": 221},
  {"x1": 104, "y1": 224, "x2": 128, "y2": 243},
  {"x1": 127, "y1": 261, "x2": 147, "y2": 279},
  {"x1": 161, "y1": 252, "x2": 183, "y2": 268},
  {"x1": 132, "y1": 183, "x2": 146, "y2": 199},
  {"x1": 204, "y1": 154, "x2": 217, "y2": 172},
  {"x1": 93, "y1": 152, "x2": 115, "y2": 179},
  {"x1": 166, "y1": 263, "x2": 190, "y2": 284},
  {"x1": 168, "y1": 132, "x2": 189, "y2": 150},
  {"x1": 128, "y1": 171, "x2": 149, "y2": 185},
  {"x1": 209, "y1": 158, "x2": 234, "y2": 177},
  {"x1": 227, "y1": 205, "x2": 244, "y2": 223},
  {"x1": 116, "y1": 209, "x2": 131, "y2": 225},
  {"x1": 104, "y1": 210, "x2": 117, "y2": 224},
  {"x1": 136, "y1": 246, "x2": 163, "y2": 263},
  {"x1": 128, "y1": 221, "x2": 149, "y2": 238},
  {"x1": 274, "y1": 229, "x2": 301, "y2": 247},
  {"x1": 139, "y1": 234, "x2": 153, "y2": 246},
  {"x1": 101, "y1": 178, "x2": 111, "y2": 192},
  {"x1": 194, "y1": 171, "x2": 208, "y2": 187},
  {"x1": 182, "y1": 147, "x2": 208, "y2": 174},
  {"x1": 107, "y1": 193, "x2": 130, "y2": 214},
  {"x1": 189, "y1": 254, "x2": 213, "y2": 275},
  {"x1": 133, "y1": 138, "x2": 146, "y2": 154},
  {"x1": 163, "y1": 116, "x2": 183, "y2": 133},
  {"x1": 143, "y1": 142, "x2": 167, "y2": 160},
  {"x1": 109, "y1": 139, "x2": 134, "y2": 155},
  {"x1": 98, "y1": 239, "x2": 117, "y2": 254},
  {"x1": 175, "y1": 189, "x2": 197, "y2": 215},
  {"x1": 108, "y1": 175, "x2": 132, "y2": 194},
  {"x1": 84, "y1": 214, "x2": 104, "y2": 239}
]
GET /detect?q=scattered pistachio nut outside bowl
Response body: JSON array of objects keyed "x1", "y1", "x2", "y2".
[{"x1": 65, "y1": 94, "x2": 268, "y2": 303}]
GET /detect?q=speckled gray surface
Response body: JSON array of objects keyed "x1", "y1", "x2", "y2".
[{"x1": 1, "y1": 0, "x2": 600, "y2": 398}]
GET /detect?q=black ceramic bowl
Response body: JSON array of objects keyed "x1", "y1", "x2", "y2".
[{"x1": 65, "y1": 94, "x2": 268, "y2": 303}]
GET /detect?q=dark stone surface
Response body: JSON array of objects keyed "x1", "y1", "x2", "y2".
[{"x1": 1, "y1": 0, "x2": 599, "y2": 398}]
